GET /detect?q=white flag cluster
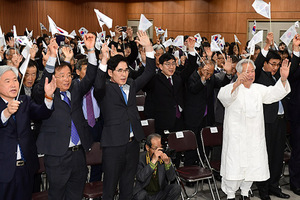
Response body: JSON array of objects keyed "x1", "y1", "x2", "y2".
[{"x1": 211, "y1": 34, "x2": 225, "y2": 51}]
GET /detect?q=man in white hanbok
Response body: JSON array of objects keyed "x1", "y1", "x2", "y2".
[{"x1": 217, "y1": 59, "x2": 291, "y2": 200}]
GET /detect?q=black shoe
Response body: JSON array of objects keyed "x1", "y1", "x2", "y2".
[
  {"x1": 269, "y1": 190, "x2": 290, "y2": 198},
  {"x1": 291, "y1": 186, "x2": 300, "y2": 196},
  {"x1": 259, "y1": 194, "x2": 271, "y2": 200}
]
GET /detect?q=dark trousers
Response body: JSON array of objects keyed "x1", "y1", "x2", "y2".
[
  {"x1": 257, "y1": 116, "x2": 286, "y2": 195},
  {"x1": 44, "y1": 149, "x2": 87, "y2": 200},
  {"x1": 0, "y1": 165, "x2": 33, "y2": 200},
  {"x1": 102, "y1": 140, "x2": 140, "y2": 200},
  {"x1": 289, "y1": 121, "x2": 300, "y2": 189},
  {"x1": 133, "y1": 184, "x2": 181, "y2": 200},
  {"x1": 89, "y1": 117, "x2": 104, "y2": 182}
]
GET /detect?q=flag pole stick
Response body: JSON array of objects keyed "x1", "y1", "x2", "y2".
[{"x1": 16, "y1": 75, "x2": 25, "y2": 100}]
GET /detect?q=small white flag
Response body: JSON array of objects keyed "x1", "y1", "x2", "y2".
[
  {"x1": 162, "y1": 29, "x2": 168, "y2": 43},
  {"x1": 70, "y1": 30, "x2": 77, "y2": 37},
  {"x1": 252, "y1": 20, "x2": 257, "y2": 35},
  {"x1": 248, "y1": 30, "x2": 264, "y2": 49},
  {"x1": 163, "y1": 38, "x2": 173, "y2": 48},
  {"x1": 40, "y1": 22, "x2": 47, "y2": 31},
  {"x1": 99, "y1": 31, "x2": 106, "y2": 41},
  {"x1": 172, "y1": 35, "x2": 184, "y2": 47},
  {"x1": 122, "y1": 31, "x2": 127, "y2": 41},
  {"x1": 0, "y1": 26, "x2": 3, "y2": 37},
  {"x1": 47, "y1": 15, "x2": 74, "y2": 39},
  {"x1": 138, "y1": 14, "x2": 152, "y2": 32},
  {"x1": 21, "y1": 45, "x2": 31, "y2": 59},
  {"x1": 280, "y1": 25, "x2": 298, "y2": 47},
  {"x1": 95, "y1": 36, "x2": 103, "y2": 51},
  {"x1": 19, "y1": 54, "x2": 30, "y2": 75},
  {"x1": 219, "y1": 37, "x2": 225, "y2": 50},
  {"x1": 155, "y1": 27, "x2": 165, "y2": 36},
  {"x1": 94, "y1": 9, "x2": 113, "y2": 29},
  {"x1": 13, "y1": 25, "x2": 17, "y2": 39},
  {"x1": 234, "y1": 34, "x2": 241, "y2": 44},
  {"x1": 110, "y1": 30, "x2": 115, "y2": 37},
  {"x1": 16, "y1": 36, "x2": 32, "y2": 48},
  {"x1": 295, "y1": 21, "x2": 299, "y2": 29},
  {"x1": 194, "y1": 33, "x2": 202, "y2": 48},
  {"x1": 252, "y1": 0, "x2": 271, "y2": 19},
  {"x1": 78, "y1": 27, "x2": 88, "y2": 38},
  {"x1": 210, "y1": 40, "x2": 222, "y2": 52},
  {"x1": 42, "y1": 40, "x2": 47, "y2": 49},
  {"x1": 211, "y1": 34, "x2": 221, "y2": 43}
]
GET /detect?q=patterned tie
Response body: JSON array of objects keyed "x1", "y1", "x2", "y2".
[
  {"x1": 120, "y1": 86, "x2": 133, "y2": 133},
  {"x1": 86, "y1": 90, "x2": 96, "y2": 127},
  {"x1": 168, "y1": 78, "x2": 181, "y2": 118},
  {"x1": 61, "y1": 92, "x2": 80, "y2": 145}
]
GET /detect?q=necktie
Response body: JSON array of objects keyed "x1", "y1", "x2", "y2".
[
  {"x1": 168, "y1": 78, "x2": 181, "y2": 118},
  {"x1": 120, "y1": 86, "x2": 133, "y2": 133},
  {"x1": 12, "y1": 114, "x2": 26, "y2": 161},
  {"x1": 86, "y1": 90, "x2": 96, "y2": 127},
  {"x1": 61, "y1": 91, "x2": 80, "y2": 145},
  {"x1": 272, "y1": 76, "x2": 284, "y2": 114}
]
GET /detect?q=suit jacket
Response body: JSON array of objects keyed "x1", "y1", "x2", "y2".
[
  {"x1": 0, "y1": 95, "x2": 52, "y2": 182},
  {"x1": 133, "y1": 151, "x2": 176, "y2": 196},
  {"x1": 287, "y1": 53, "x2": 300, "y2": 122},
  {"x1": 184, "y1": 58, "x2": 231, "y2": 128},
  {"x1": 143, "y1": 54, "x2": 198, "y2": 131},
  {"x1": 33, "y1": 61, "x2": 97, "y2": 156},
  {"x1": 94, "y1": 57, "x2": 156, "y2": 147}
]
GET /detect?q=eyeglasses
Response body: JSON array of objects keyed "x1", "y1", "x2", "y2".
[
  {"x1": 115, "y1": 68, "x2": 130, "y2": 73},
  {"x1": 55, "y1": 74, "x2": 72, "y2": 79},
  {"x1": 268, "y1": 62, "x2": 280, "y2": 68},
  {"x1": 164, "y1": 62, "x2": 176, "y2": 67}
]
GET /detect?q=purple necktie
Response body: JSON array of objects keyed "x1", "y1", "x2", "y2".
[
  {"x1": 86, "y1": 90, "x2": 96, "y2": 127},
  {"x1": 168, "y1": 78, "x2": 181, "y2": 119},
  {"x1": 61, "y1": 92, "x2": 80, "y2": 145}
]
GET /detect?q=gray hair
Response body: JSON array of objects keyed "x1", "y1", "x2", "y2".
[
  {"x1": 146, "y1": 133, "x2": 161, "y2": 148},
  {"x1": 5, "y1": 47, "x2": 20, "y2": 56},
  {"x1": 0, "y1": 65, "x2": 19, "y2": 78},
  {"x1": 236, "y1": 59, "x2": 256, "y2": 73},
  {"x1": 153, "y1": 44, "x2": 165, "y2": 53}
]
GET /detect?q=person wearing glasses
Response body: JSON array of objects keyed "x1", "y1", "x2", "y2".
[
  {"x1": 133, "y1": 134, "x2": 180, "y2": 200},
  {"x1": 93, "y1": 31, "x2": 155, "y2": 200},
  {"x1": 143, "y1": 37, "x2": 198, "y2": 143},
  {"x1": 32, "y1": 34, "x2": 98, "y2": 200},
  {"x1": 255, "y1": 49, "x2": 291, "y2": 200}
]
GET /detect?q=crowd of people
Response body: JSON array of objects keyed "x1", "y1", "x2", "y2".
[{"x1": 0, "y1": 24, "x2": 300, "y2": 200}]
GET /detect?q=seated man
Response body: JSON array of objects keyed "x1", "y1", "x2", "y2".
[{"x1": 133, "y1": 134, "x2": 181, "y2": 200}]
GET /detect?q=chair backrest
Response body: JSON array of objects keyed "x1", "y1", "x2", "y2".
[
  {"x1": 136, "y1": 95, "x2": 145, "y2": 106},
  {"x1": 86, "y1": 142, "x2": 102, "y2": 166},
  {"x1": 201, "y1": 126, "x2": 223, "y2": 147},
  {"x1": 167, "y1": 130, "x2": 198, "y2": 152},
  {"x1": 142, "y1": 119, "x2": 155, "y2": 138}
]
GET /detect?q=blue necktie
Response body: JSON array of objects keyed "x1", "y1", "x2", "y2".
[
  {"x1": 120, "y1": 86, "x2": 133, "y2": 134},
  {"x1": 61, "y1": 92, "x2": 80, "y2": 145},
  {"x1": 272, "y1": 76, "x2": 284, "y2": 114}
]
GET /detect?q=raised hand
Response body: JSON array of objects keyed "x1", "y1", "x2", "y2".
[
  {"x1": 44, "y1": 75, "x2": 57, "y2": 100},
  {"x1": 7, "y1": 37, "x2": 14, "y2": 48},
  {"x1": 48, "y1": 38, "x2": 58, "y2": 58},
  {"x1": 11, "y1": 54, "x2": 22, "y2": 68},
  {"x1": 186, "y1": 36, "x2": 196, "y2": 52},
  {"x1": 135, "y1": 31, "x2": 153, "y2": 52},
  {"x1": 205, "y1": 48, "x2": 213, "y2": 59},
  {"x1": 223, "y1": 55, "x2": 233, "y2": 74},
  {"x1": 280, "y1": 58, "x2": 291, "y2": 82},
  {"x1": 84, "y1": 33, "x2": 96, "y2": 51},
  {"x1": 265, "y1": 32, "x2": 273, "y2": 49},
  {"x1": 61, "y1": 46, "x2": 74, "y2": 62},
  {"x1": 101, "y1": 43, "x2": 110, "y2": 65},
  {"x1": 30, "y1": 44, "x2": 39, "y2": 60},
  {"x1": 5, "y1": 100, "x2": 20, "y2": 117}
]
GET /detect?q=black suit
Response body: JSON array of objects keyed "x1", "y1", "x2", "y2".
[
  {"x1": 255, "y1": 54, "x2": 289, "y2": 196},
  {"x1": 143, "y1": 53, "x2": 198, "y2": 137},
  {"x1": 132, "y1": 152, "x2": 180, "y2": 200},
  {"x1": 94, "y1": 56, "x2": 156, "y2": 200},
  {"x1": 288, "y1": 53, "x2": 300, "y2": 190},
  {"x1": 33, "y1": 59, "x2": 97, "y2": 200},
  {"x1": 0, "y1": 95, "x2": 52, "y2": 200}
]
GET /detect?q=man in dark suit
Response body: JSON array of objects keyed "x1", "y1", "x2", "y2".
[
  {"x1": 94, "y1": 31, "x2": 155, "y2": 200},
  {"x1": 0, "y1": 65, "x2": 56, "y2": 200},
  {"x1": 143, "y1": 37, "x2": 198, "y2": 140},
  {"x1": 133, "y1": 134, "x2": 180, "y2": 200},
  {"x1": 32, "y1": 34, "x2": 98, "y2": 200},
  {"x1": 288, "y1": 34, "x2": 300, "y2": 196},
  {"x1": 253, "y1": 32, "x2": 291, "y2": 200}
]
